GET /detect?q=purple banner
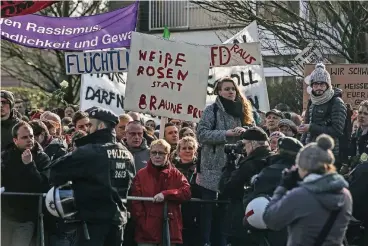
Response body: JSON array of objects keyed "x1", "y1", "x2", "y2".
[{"x1": 0, "y1": 2, "x2": 138, "y2": 51}]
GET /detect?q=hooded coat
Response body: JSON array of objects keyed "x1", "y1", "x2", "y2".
[{"x1": 263, "y1": 173, "x2": 352, "y2": 246}]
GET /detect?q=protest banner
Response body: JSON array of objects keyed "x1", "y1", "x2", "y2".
[
  {"x1": 206, "y1": 21, "x2": 270, "y2": 112},
  {"x1": 292, "y1": 43, "x2": 328, "y2": 73},
  {"x1": 80, "y1": 73, "x2": 126, "y2": 115},
  {"x1": 65, "y1": 50, "x2": 129, "y2": 75},
  {"x1": 124, "y1": 32, "x2": 210, "y2": 122},
  {"x1": 1, "y1": 1, "x2": 57, "y2": 17},
  {"x1": 210, "y1": 42, "x2": 261, "y2": 67},
  {"x1": 0, "y1": 2, "x2": 137, "y2": 51},
  {"x1": 303, "y1": 64, "x2": 368, "y2": 110},
  {"x1": 81, "y1": 72, "x2": 161, "y2": 125}
]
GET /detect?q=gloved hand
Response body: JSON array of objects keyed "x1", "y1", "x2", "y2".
[{"x1": 280, "y1": 168, "x2": 300, "y2": 190}]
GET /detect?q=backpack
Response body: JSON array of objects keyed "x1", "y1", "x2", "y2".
[{"x1": 307, "y1": 96, "x2": 353, "y2": 162}]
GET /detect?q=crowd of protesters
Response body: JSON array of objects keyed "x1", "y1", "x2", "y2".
[{"x1": 1, "y1": 63, "x2": 367, "y2": 246}]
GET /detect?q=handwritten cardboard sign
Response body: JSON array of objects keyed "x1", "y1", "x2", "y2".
[
  {"x1": 65, "y1": 50, "x2": 129, "y2": 75},
  {"x1": 303, "y1": 64, "x2": 368, "y2": 110},
  {"x1": 124, "y1": 32, "x2": 210, "y2": 122},
  {"x1": 292, "y1": 43, "x2": 329, "y2": 73},
  {"x1": 210, "y1": 42, "x2": 261, "y2": 67}
]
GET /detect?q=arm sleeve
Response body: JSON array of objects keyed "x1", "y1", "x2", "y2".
[
  {"x1": 197, "y1": 105, "x2": 227, "y2": 145},
  {"x1": 131, "y1": 174, "x2": 145, "y2": 219},
  {"x1": 309, "y1": 98, "x2": 347, "y2": 138},
  {"x1": 349, "y1": 167, "x2": 368, "y2": 221},
  {"x1": 49, "y1": 148, "x2": 88, "y2": 186},
  {"x1": 220, "y1": 163, "x2": 253, "y2": 198},
  {"x1": 263, "y1": 186, "x2": 309, "y2": 230},
  {"x1": 25, "y1": 152, "x2": 50, "y2": 191},
  {"x1": 161, "y1": 170, "x2": 191, "y2": 201}
]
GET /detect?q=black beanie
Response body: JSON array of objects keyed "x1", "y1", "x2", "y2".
[
  {"x1": 241, "y1": 126, "x2": 268, "y2": 141},
  {"x1": 1, "y1": 90, "x2": 15, "y2": 109},
  {"x1": 278, "y1": 137, "x2": 303, "y2": 155}
]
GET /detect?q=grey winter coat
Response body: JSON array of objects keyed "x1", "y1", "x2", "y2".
[
  {"x1": 264, "y1": 173, "x2": 352, "y2": 246},
  {"x1": 127, "y1": 138, "x2": 149, "y2": 172},
  {"x1": 196, "y1": 97, "x2": 243, "y2": 192},
  {"x1": 301, "y1": 88, "x2": 347, "y2": 158}
]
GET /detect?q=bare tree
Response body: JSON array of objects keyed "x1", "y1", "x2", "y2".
[
  {"x1": 194, "y1": 0, "x2": 368, "y2": 76},
  {"x1": 1, "y1": 1, "x2": 108, "y2": 104}
]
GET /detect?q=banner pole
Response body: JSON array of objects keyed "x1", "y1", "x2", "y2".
[{"x1": 159, "y1": 117, "x2": 168, "y2": 139}]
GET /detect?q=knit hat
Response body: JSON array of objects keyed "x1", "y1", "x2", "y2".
[
  {"x1": 309, "y1": 63, "x2": 331, "y2": 87},
  {"x1": 266, "y1": 109, "x2": 284, "y2": 119},
  {"x1": 278, "y1": 137, "x2": 303, "y2": 156},
  {"x1": 296, "y1": 134, "x2": 335, "y2": 171},
  {"x1": 1, "y1": 90, "x2": 15, "y2": 109},
  {"x1": 278, "y1": 119, "x2": 297, "y2": 135},
  {"x1": 241, "y1": 127, "x2": 268, "y2": 141}
]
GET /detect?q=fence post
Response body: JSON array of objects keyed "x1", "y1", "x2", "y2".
[
  {"x1": 37, "y1": 194, "x2": 45, "y2": 246},
  {"x1": 162, "y1": 201, "x2": 170, "y2": 246}
]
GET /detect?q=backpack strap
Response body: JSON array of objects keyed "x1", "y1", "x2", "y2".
[{"x1": 313, "y1": 209, "x2": 341, "y2": 246}]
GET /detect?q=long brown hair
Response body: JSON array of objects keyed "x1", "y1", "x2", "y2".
[{"x1": 214, "y1": 77, "x2": 253, "y2": 125}]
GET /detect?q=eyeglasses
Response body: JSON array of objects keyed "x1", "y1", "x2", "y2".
[
  {"x1": 150, "y1": 151, "x2": 167, "y2": 157},
  {"x1": 1, "y1": 100, "x2": 9, "y2": 105}
]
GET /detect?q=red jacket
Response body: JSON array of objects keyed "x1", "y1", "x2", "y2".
[{"x1": 131, "y1": 160, "x2": 191, "y2": 244}]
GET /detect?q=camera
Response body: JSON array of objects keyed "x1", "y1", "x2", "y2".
[{"x1": 224, "y1": 140, "x2": 245, "y2": 155}]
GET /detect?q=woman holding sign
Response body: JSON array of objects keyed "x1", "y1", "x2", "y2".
[{"x1": 195, "y1": 77, "x2": 254, "y2": 246}]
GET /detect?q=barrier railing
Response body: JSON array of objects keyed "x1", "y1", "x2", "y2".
[{"x1": 1, "y1": 192, "x2": 230, "y2": 246}]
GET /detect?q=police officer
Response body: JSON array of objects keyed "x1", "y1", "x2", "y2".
[{"x1": 49, "y1": 106, "x2": 136, "y2": 246}]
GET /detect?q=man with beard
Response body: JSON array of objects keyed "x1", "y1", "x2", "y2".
[
  {"x1": 125, "y1": 121, "x2": 149, "y2": 172},
  {"x1": 29, "y1": 120, "x2": 67, "y2": 161},
  {"x1": 299, "y1": 63, "x2": 347, "y2": 168},
  {"x1": 264, "y1": 109, "x2": 284, "y2": 136},
  {"x1": 1, "y1": 90, "x2": 21, "y2": 151},
  {"x1": 1, "y1": 121, "x2": 50, "y2": 246},
  {"x1": 72, "y1": 111, "x2": 91, "y2": 133}
]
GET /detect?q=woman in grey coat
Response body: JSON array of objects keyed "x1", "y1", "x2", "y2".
[
  {"x1": 263, "y1": 134, "x2": 352, "y2": 246},
  {"x1": 196, "y1": 77, "x2": 254, "y2": 246}
]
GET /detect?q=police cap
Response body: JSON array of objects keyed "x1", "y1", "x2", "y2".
[{"x1": 86, "y1": 106, "x2": 119, "y2": 127}]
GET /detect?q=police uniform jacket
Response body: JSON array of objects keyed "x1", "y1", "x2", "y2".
[{"x1": 49, "y1": 128, "x2": 136, "y2": 224}]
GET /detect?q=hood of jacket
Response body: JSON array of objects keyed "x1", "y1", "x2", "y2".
[
  {"x1": 301, "y1": 173, "x2": 349, "y2": 210},
  {"x1": 333, "y1": 87, "x2": 343, "y2": 97},
  {"x1": 126, "y1": 138, "x2": 149, "y2": 153},
  {"x1": 266, "y1": 153, "x2": 295, "y2": 168}
]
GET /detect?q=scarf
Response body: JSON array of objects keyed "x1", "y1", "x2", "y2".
[
  {"x1": 310, "y1": 88, "x2": 334, "y2": 105},
  {"x1": 218, "y1": 96, "x2": 244, "y2": 122}
]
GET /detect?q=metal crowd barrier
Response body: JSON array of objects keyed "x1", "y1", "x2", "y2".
[{"x1": 1, "y1": 192, "x2": 230, "y2": 246}]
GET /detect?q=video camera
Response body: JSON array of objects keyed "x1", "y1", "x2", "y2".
[{"x1": 224, "y1": 141, "x2": 245, "y2": 155}]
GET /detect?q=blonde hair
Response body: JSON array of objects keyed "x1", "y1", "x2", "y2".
[
  {"x1": 214, "y1": 77, "x2": 253, "y2": 125},
  {"x1": 176, "y1": 136, "x2": 198, "y2": 154},
  {"x1": 119, "y1": 114, "x2": 133, "y2": 122},
  {"x1": 151, "y1": 139, "x2": 171, "y2": 154}
]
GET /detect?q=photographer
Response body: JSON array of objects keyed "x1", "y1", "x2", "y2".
[{"x1": 219, "y1": 127, "x2": 273, "y2": 246}]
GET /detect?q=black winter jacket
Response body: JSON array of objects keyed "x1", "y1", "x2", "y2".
[
  {"x1": 1, "y1": 142, "x2": 50, "y2": 222},
  {"x1": 49, "y1": 129, "x2": 136, "y2": 224},
  {"x1": 302, "y1": 88, "x2": 347, "y2": 158},
  {"x1": 219, "y1": 146, "x2": 273, "y2": 241},
  {"x1": 1, "y1": 110, "x2": 20, "y2": 151}
]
